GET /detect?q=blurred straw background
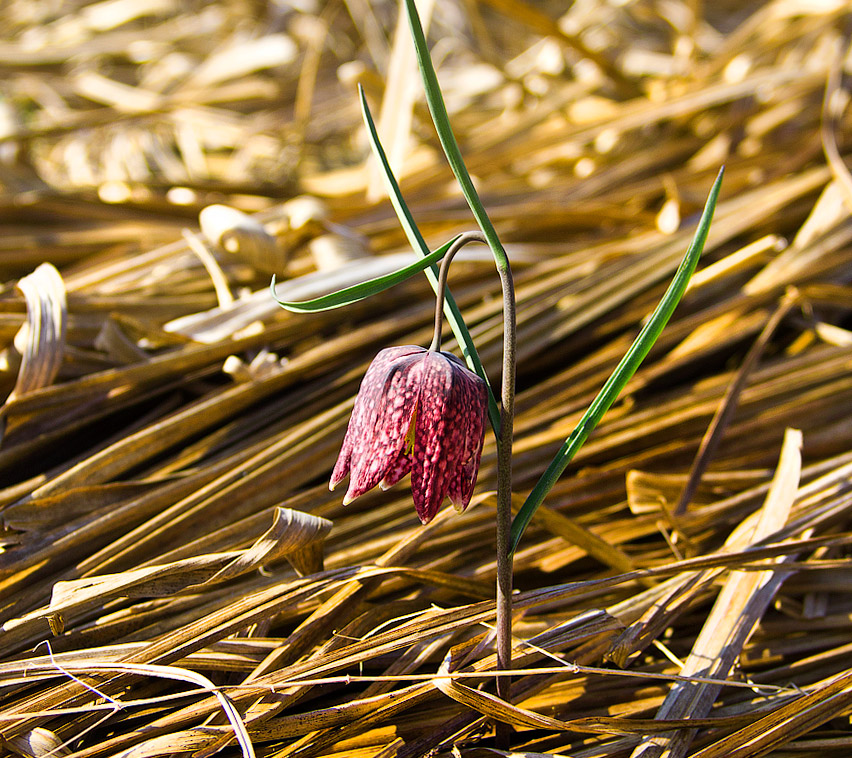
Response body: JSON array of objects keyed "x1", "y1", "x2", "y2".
[{"x1": 1, "y1": 0, "x2": 852, "y2": 756}]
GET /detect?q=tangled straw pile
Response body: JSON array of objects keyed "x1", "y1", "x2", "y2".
[{"x1": 1, "y1": 1, "x2": 851, "y2": 756}]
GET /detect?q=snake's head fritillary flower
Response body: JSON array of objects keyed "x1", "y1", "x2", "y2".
[{"x1": 330, "y1": 345, "x2": 488, "y2": 524}]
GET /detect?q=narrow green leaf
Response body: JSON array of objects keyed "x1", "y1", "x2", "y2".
[
  {"x1": 509, "y1": 167, "x2": 725, "y2": 555},
  {"x1": 402, "y1": 0, "x2": 509, "y2": 274},
  {"x1": 358, "y1": 86, "x2": 501, "y2": 434},
  {"x1": 271, "y1": 237, "x2": 457, "y2": 313}
]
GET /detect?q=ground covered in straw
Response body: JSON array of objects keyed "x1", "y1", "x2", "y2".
[{"x1": 1, "y1": 1, "x2": 851, "y2": 756}]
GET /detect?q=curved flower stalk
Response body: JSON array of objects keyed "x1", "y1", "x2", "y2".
[
  {"x1": 329, "y1": 345, "x2": 488, "y2": 524},
  {"x1": 329, "y1": 233, "x2": 500, "y2": 526}
]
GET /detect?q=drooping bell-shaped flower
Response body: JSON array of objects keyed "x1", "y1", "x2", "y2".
[{"x1": 330, "y1": 345, "x2": 488, "y2": 523}]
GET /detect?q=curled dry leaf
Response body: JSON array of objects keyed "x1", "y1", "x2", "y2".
[
  {"x1": 8, "y1": 263, "x2": 67, "y2": 403},
  {"x1": 16, "y1": 507, "x2": 332, "y2": 627},
  {"x1": 199, "y1": 204, "x2": 287, "y2": 276},
  {"x1": 309, "y1": 232, "x2": 371, "y2": 270},
  {"x1": 271, "y1": 195, "x2": 328, "y2": 237},
  {"x1": 6, "y1": 727, "x2": 70, "y2": 758},
  {"x1": 206, "y1": 506, "x2": 333, "y2": 581}
]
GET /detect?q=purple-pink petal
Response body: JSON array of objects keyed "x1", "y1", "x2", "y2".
[
  {"x1": 330, "y1": 346, "x2": 424, "y2": 502},
  {"x1": 379, "y1": 449, "x2": 412, "y2": 491},
  {"x1": 330, "y1": 344, "x2": 488, "y2": 524},
  {"x1": 410, "y1": 353, "x2": 456, "y2": 522},
  {"x1": 447, "y1": 368, "x2": 487, "y2": 509}
]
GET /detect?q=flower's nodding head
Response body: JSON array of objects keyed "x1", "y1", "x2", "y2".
[{"x1": 330, "y1": 345, "x2": 488, "y2": 523}]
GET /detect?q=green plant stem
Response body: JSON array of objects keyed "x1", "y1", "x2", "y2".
[
  {"x1": 494, "y1": 246, "x2": 515, "y2": 751},
  {"x1": 402, "y1": 2, "x2": 516, "y2": 741},
  {"x1": 426, "y1": 230, "x2": 516, "y2": 749}
]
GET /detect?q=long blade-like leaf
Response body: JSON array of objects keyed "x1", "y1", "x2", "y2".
[
  {"x1": 358, "y1": 85, "x2": 501, "y2": 433},
  {"x1": 509, "y1": 168, "x2": 725, "y2": 555},
  {"x1": 402, "y1": 0, "x2": 509, "y2": 273},
  {"x1": 270, "y1": 237, "x2": 457, "y2": 313}
]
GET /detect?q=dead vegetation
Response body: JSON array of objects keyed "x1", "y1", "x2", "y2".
[{"x1": 0, "y1": 0, "x2": 851, "y2": 756}]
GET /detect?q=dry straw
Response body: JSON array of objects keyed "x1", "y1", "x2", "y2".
[{"x1": 0, "y1": 1, "x2": 851, "y2": 757}]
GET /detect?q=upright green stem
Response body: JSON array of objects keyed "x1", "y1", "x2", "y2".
[
  {"x1": 494, "y1": 252, "x2": 515, "y2": 750},
  {"x1": 428, "y1": 230, "x2": 516, "y2": 748}
]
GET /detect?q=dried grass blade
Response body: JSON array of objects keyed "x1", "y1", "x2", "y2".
[
  {"x1": 11, "y1": 656, "x2": 253, "y2": 758},
  {"x1": 629, "y1": 428, "x2": 803, "y2": 758},
  {"x1": 690, "y1": 667, "x2": 852, "y2": 758},
  {"x1": 672, "y1": 294, "x2": 798, "y2": 515},
  {"x1": 7, "y1": 263, "x2": 67, "y2": 404},
  {"x1": 22, "y1": 507, "x2": 330, "y2": 623},
  {"x1": 204, "y1": 506, "x2": 332, "y2": 582}
]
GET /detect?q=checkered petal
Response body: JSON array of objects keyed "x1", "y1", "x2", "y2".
[
  {"x1": 330, "y1": 345, "x2": 488, "y2": 524},
  {"x1": 410, "y1": 352, "x2": 488, "y2": 523},
  {"x1": 446, "y1": 362, "x2": 488, "y2": 510},
  {"x1": 330, "y1": 346, "x2": 424, "y2": 503},
  {"x1": 379, "y1": 449, "x2": 413, "y2": 491}
]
